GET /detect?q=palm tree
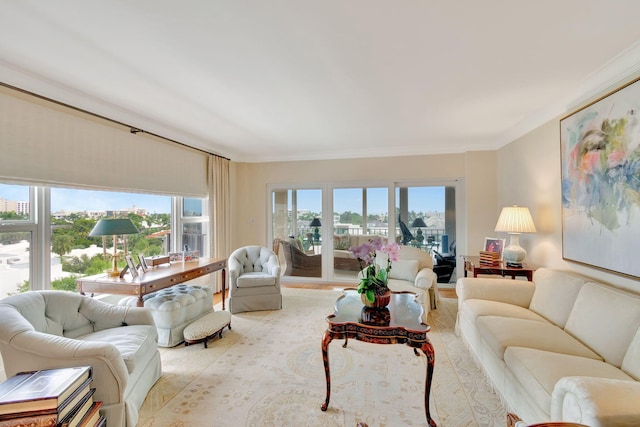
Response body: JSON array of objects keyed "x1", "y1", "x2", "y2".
[{"x1": 52, "y1": 233, "x2": 74, "y2": 260}]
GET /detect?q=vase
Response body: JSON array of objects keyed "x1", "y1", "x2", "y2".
[{"x1": 361, "y1": 289, "x2": 391, "y2": 308}]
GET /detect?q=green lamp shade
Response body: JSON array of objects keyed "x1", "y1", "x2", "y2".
[
  {"x1": 309, "y1": 218, "x2": 322, "y2": 227},
  {"x1": 89, "y1": 218, "x2": 140, "y2": 236},
  {"x1": 410, "y1": 218, "x2": 427, "y2": 228}
]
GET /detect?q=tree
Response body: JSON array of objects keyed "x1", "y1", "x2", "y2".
[
  {"x1": 52, "y1": 233, "x2": 74, "y2": 259},
  {"x1": 51, "y1": 276, "x2": 79, "y2": 292}
]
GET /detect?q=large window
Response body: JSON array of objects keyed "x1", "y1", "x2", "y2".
[
  {"x1": 0, "y1": 183, "x2": 208, "y2": 298},
  {"x1": 270, "y1": 181, "x2": 459, "y2": 283}
]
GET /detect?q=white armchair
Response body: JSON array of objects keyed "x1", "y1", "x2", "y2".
[
  {"x1": 0, "y1": 291, "x2": 161, "y2": 427},
  {"x1": 228, "y1": 246, "x2": 282, "y2": 314},
  {"x1": 375, "y1": 245, "x2": 438, "y2": 318}
]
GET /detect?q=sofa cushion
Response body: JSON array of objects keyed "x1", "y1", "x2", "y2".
[
  {"x1": 529, "y1": 268, "x2": 586, "y2": 328},
  {"x1": 389, "y1": 259, "x2": 418, "y2": 282},
  {"x1": 461, "y1": 299, "x2": 549, "y2": 325},
  {"x1": 334, "y1": 234, "x2": 351, "y2": 250},
  {"x1": 477, "y1": 316, "x2": 602, "y2": 361},
  {"x1": 505, "y1": 347, "x2": 634, "y2": 414},
  {"x1": 565, "y1": 282, "x2": 640, "y2": 368},
  {"x1": 79, "y1": 324, "x2": 158, "y2": 374}
]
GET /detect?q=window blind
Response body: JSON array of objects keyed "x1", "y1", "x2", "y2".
[{"x1": 0, "y1": 86, "x2": 208, "y2": 197}]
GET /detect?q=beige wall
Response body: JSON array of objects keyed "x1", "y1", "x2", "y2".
[
  {"x1": 230, "y1": 151, "x2": 498, "y2": 276},
  {"x1": 497, "y1": 118, "x2": 640, "y2": 292}
]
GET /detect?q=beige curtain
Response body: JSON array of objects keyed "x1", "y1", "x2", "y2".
[{"x1": 208, "y1": 155, "x2": 231, "y2": 293}]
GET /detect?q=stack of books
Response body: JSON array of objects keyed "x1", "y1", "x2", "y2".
[
  {"x1": 0, "y1": 366, "x2": 105, "y2": 427},
  {"x1": 479, "y1": 250, "x2": 500, "y2": 266}
]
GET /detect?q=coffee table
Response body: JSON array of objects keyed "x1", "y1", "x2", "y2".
[{"x1": 320, "y1": 289, "x2": 437, "y2": 426}]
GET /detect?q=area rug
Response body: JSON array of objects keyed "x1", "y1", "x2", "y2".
[{"x1": 137, "y1": 287, "x2": 507, "y2": 427}]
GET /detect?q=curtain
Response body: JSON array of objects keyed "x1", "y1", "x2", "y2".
[{"x1": 208, "y1": 155, "x2": 230, "y2": 293}]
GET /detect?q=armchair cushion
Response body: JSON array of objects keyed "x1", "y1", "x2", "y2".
[
  {"x1": 237, "y1": 272, "x2": 277, "y2": 288},
  {"x1": 389, "y1": 259, "x2": 419, "y2": 282}
]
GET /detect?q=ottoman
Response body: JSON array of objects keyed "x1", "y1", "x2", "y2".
[
  {"x1": 118, "y1": 284, "x2": 213, "y2": 347},
  {"x1": 184, "y1": 311, "x2": 232, "y2": 348}
]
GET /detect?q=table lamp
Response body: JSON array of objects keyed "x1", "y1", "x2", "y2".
[
  {"x1": 410, "y1": 218, "x2": 427, "y2": 243},
  {"x1": 90, "y1": 218, "x2": 140, "y2": 276},
  {"x1": 310, "y1": 218, "x2": 322, "y2": 243},
  {"x1": 494, "y1": 205, "x2": 536, "y2": 267}
]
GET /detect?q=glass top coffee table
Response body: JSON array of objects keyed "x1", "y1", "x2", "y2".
[{"x1": 320, "y1": 288, "x2": 437, "y2": 426}]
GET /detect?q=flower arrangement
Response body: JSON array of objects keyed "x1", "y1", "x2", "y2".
[{"x1": 349, "y1": 237, "x2": 401, "y2": 303}]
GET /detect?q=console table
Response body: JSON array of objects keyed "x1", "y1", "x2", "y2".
[
  {"x1": 321, "y1": 289, "x2": 436, "y2": 426},
  {"x1": 462, "y1": 255, "x2": 536, "y2": 281},
  {"x1": 76, "y1": 257, "x2": 227, "y2": 309}
]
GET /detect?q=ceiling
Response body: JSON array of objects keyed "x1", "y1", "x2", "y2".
[{"x1": 2, "y1": 1, "x2": 640, "y2": 163}]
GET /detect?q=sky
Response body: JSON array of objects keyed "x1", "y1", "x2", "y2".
[{"x1": 1, "y1": 184, "x2": 445, "y2": 215}]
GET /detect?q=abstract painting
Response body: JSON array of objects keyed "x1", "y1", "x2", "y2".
[{"x1": 560, "y1": 77, "x2": 640, "y2": 278}]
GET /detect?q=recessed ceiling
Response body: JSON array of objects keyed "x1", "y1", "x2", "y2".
[{"x1": 2, "y1": 1, "x2": 640, "y2": 162}]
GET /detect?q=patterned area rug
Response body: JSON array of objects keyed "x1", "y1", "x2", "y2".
[{"x1": 137, "y1": 287, "x2": 506, "y2": 427}]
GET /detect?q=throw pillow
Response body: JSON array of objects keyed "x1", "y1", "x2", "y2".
[
  {"x1": 389, "y1": 259, "x2": 419, "y2": 282},
  {"x1": 335, "y1": 234, "x2": 351, "y2": 250}
]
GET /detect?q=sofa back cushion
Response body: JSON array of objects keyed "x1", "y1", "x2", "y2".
[
  {"x1": 529, "y1": 268, "x2": 586, "y2": 328},
  {"x1": 622, "y1": 327, "x2": 640, "y2": 380},
  {"x1": 565, "y1": 282, "x2": 640, "y2": 368},
  {"x1": 0, "y1": 291, "x2": 94, "y2": 340}
]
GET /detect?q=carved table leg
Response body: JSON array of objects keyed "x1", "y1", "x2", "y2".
[
  {"x1": 321, "y1": 330, "x2": 333, "y2": 411},
  {"x1": 421, "y1": 340, "x2": 437, "y2": 426}
]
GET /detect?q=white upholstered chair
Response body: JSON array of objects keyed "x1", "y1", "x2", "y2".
[
  {"x1": 0, "y1": 291, "x2": 161, "y2": 427},
  {"x1": 228, "y1": 245, "x2": 282, "y2": 314}
]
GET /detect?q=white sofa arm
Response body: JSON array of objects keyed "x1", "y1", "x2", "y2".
[
  {"x1": 456, "y1": 277, "x2": 534, "y2": 309},
  {"x1": 415, "y1": 268, "x2": 436, "y2": 290},
  {"x1": 551, "y1": 376, "x2": 640, "y2": 426},
  {"x1": 7, "y1": 330, "x2": 129, "y2": 404}
]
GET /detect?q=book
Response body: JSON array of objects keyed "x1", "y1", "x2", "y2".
[
  {"x1": 75, "y1": 401, "x2": 101, "y2": 427},
  {"x1": 93, "y1": 416, "x2": 106, "y2": 427},
  {"x1": 58, "y1": 388, "x2": 96, "y2": 427},
  {"x1": 0, "y1": 414, "x2": 57, "y2": 427},
  {"x1": 0, "y1": 367, "x2": 92, "y2": 416}
]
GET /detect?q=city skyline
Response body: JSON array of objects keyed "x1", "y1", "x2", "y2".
[{"x1": 1, "y1": 185, "x2": 446, "y2": 216}]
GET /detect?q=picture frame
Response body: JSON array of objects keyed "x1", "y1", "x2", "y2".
[
  {"x1": 560, "y1": 76, "x2": 640, "y2": 279},
  {"x1": 125, "y1": 254, "x2": 139, "y2": 279},
  {"x1": 138, "y1": 254, "x2": 148, "y2": 273},
  {"x1": 483, "y1": 237, "x2": 505, "y2": 261}
]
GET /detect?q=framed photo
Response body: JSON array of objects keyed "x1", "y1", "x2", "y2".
[
  {"x1": 560, "y1": 76, "x2": 640, "y2": 278},
  {"x1": 125, "y1": 254, "x2": 139, "y2": 279},
  {"x1": 483, "y1": 237, "x2": 505, "y2": 261},
  {"x1": 138, "y1": 254, "x2": 148, "y2": 273}
]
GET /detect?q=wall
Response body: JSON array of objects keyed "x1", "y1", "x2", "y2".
[
  {"x1": 497, "y1": 117, "x2": 640, "y2": 292},
  {"x1": 230, "y1": 151, "x2": 498, "y2": 279}
]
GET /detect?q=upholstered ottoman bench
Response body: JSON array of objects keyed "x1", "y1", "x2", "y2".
[
  {"x1": 118, "y1": 284, "x2": 213, "y2": 347},
  {"x1": 184, "y1": 311, "x2": 232, "y2": 348}
]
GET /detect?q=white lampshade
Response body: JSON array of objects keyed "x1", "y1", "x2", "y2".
[
  {"x1": 494, "y1": 206, "x2": 537, "y2": 233},
  {"x1": 494, "y1": 205, "x2": 536, "y2": 266}
]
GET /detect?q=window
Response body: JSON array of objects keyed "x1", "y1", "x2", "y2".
[
  {"x1": 0, "y1": 183, "x2": 34, "y2": 298},
  {"x1": 0, "y1": 182, "x2": 209, "y2": 298},
  {"x1": 271, "y1": 188, "x2": 323, "y2": 278}
]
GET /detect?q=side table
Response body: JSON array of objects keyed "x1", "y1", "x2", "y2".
[
  {"x1": 320, "y1": 289, "x2": 437, "y2": 426},
  {"x1": 462, "y1": 255, "x2": 536, "y2": 281}
]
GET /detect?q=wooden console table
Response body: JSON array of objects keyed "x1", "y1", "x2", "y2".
[
  {"x1": 321, "y1": 289, "x2": 436, "y2": 426},
  {"x1": 462, "y1": 255, "x2": 536, "y2": 281},
  {"x1": 76, "y1": 257, "x2": 227, "y2": 309}
]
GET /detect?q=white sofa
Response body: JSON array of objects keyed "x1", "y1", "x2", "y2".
[
  {"x1": 0, "y1": 291, "x2": 162, "y2": 427},
  {"x1": 456, "y1": 268, "x2": 640, "y2": 426}
]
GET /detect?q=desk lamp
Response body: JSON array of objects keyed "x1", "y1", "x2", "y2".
[
  {"x1": 494, "y1": 205, "x2": 536, "y2": 267},
  {"x1": 310, "y1": 218, "x2": 322, "y2": 243},
  {"x1": 90, "y1": 218, "x2": 140, "y2": 276}
]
